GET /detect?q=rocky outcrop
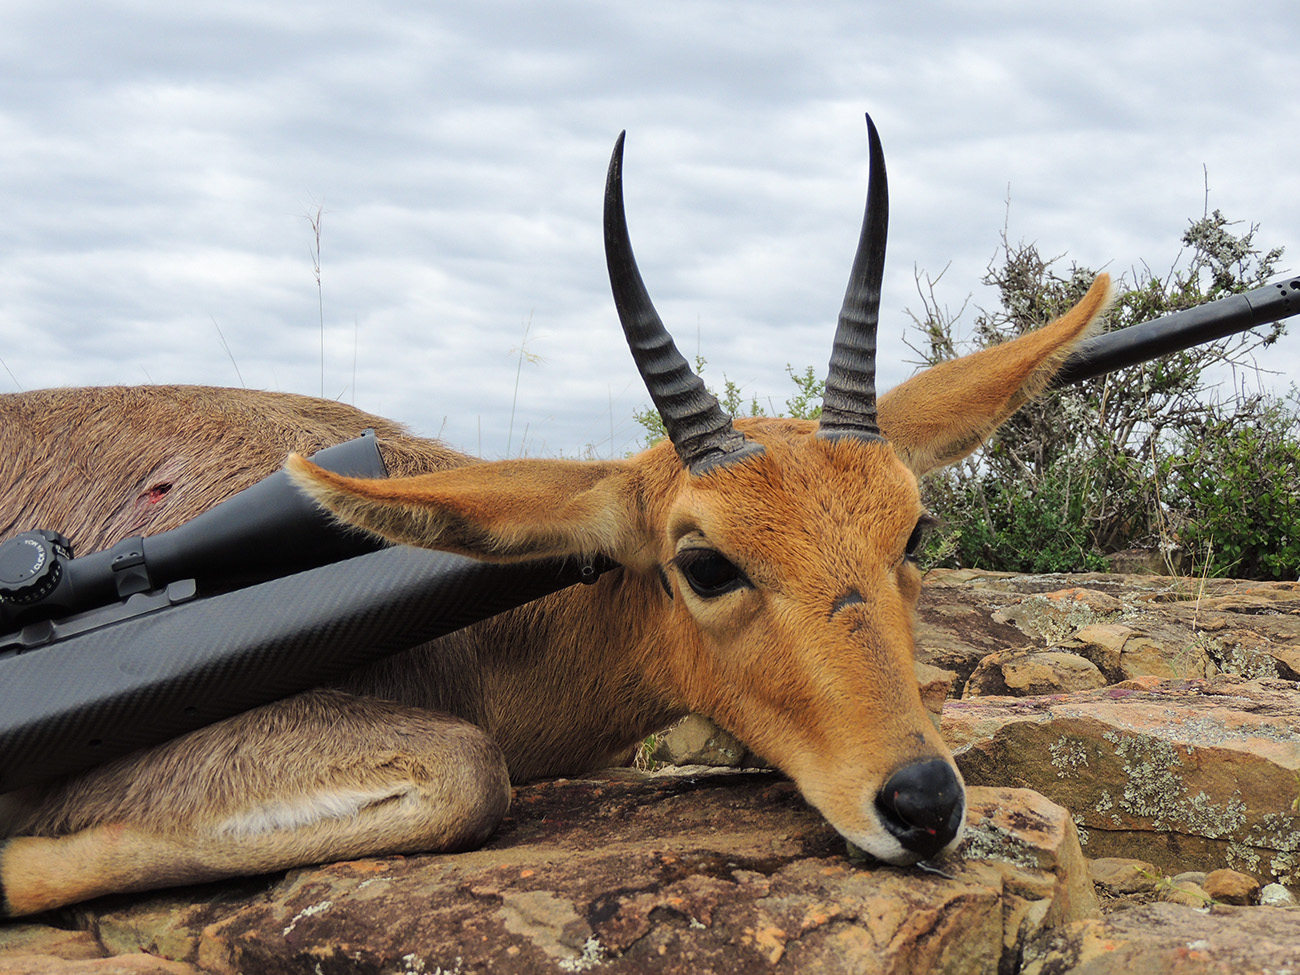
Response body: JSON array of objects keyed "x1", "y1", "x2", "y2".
[
  {"x1": 943, "y1": 676, "x2": 1300, "y2": 886},
  {"x1": 5, "y1": 569, "x2": 1300, "y2": 973},
  {"x1": 645, "y1": 570, "x2": 1300, "y2": 971},
  {"x1": 912, "y1": 571, "x2": 1300, "y2": 687},
  {"x1": 1021, "y1": 903, "x2": 1300, "y2": 975},
  {"x1": 3, "y1": 774, "x2": 1094, "y2": 975}
]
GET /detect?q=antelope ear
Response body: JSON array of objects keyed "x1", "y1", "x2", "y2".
[
  {"x1": 285, "y1": 455, "x2": 652, "y2": 569},
  {"x1": 879, "y1": 273, "x2": 1114, "y2": 476}
]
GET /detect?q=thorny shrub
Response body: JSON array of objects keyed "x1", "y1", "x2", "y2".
[{"x1": 910, "y1": 209, "x2": 1296, "y2": 580}]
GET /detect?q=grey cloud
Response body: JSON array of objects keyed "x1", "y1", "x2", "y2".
[{"x1": 0, "y1": 0, "x2": 1296, "y2": 462}]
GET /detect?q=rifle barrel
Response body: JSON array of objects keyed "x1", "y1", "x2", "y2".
[{"x1": 1052, "y1": 276, "x2": 1300, "y2": 387}]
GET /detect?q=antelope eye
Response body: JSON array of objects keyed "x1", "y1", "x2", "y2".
[
  {"x1": 905, "y1": 516, "x2": 934, "y2": 562},
  {"x1": 674, "y1": 549, "x2": 750, "y2": 598}
]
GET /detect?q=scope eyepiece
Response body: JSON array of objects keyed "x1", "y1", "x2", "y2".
[
  {"x1": 0, "y1": 531, "x2": 73, "y2": 605},
  {"x1": 1, "y1": 431, "x2": 388, "y2": 635}
]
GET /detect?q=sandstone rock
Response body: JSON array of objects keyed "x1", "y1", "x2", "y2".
[
  {"x1": 915, "y1": 570, "x2": 1300, "y2": 695},
  {"x1": 1087, "y1": 857, "x2": 1160, "y2": 896},
  {"x1": 0, "y1": 923, "x2": 201, "y2": 975},
  {"x1": 1203, "y1": 628, "x2": 1295, "y2": 681},
  {"x1": 964, "y1": 649, "x2": 1108, "y2": 698},
  {"x1": 1203, "y1": 868, "x2": 1260, "y2": 905},
  {"x1": 1260, "y1": 882, "x2": 1299, "y2": 908},
  {"x1": 915, "y1": 661, "x2": 958, "y2": 726},
  {"x1": 1157, "y1": 879, "x2": 1211, "y2": 907},
  {"x1": 17, "y1": 774, "x2": 1095, "y2": 975},
  {"x1": 1069, "y1": 623, "x2": 1133, "y2": 679},
  {"x1": 990, "y1": 588, "x2": 1124, "y2": 644},
  {"x1": 0, "y1": 924, "x2": 104, "y2": 962},
  {"x1": 943, "y1": 676, "x2": 1300, "y2": 885},
  {"x1": 913, "y1": 570, "x2": 1037, "y2": 682},
  {"x1": 1116, "y1": 632, "x2": 1212, "y2": 680},
  {"x1": 1104, "y1": 547, "x2": 1168, "y2": 575},
  {"x1": 1021, "y1": 902, "x2": 1300, "y2": 975},
  {"x1": 0, "y1": 958, "x2": 201, "y2": 974},
  {"x1": 649, "y1": 714, "x2": 764, "y2": 769}
]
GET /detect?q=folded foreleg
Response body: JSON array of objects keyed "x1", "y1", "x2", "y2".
[{"x1": 0, "y1": 690, "x2": 509, "y2": 916}]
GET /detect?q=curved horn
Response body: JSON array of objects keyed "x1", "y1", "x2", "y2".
[
  {"x1": 818, "y1": 113, "x2": 888, "y2": 443},
  {"x1": 604, "y1": 131, "x2": 762, "y2": 473}
]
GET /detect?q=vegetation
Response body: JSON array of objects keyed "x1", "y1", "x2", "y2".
[{"x1": 632, "y1": 210, "x2": 1299, "y2": 581}]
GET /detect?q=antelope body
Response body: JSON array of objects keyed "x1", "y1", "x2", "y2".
[{"x1": 0, "y1": 118, "x2": 1113, "y2": 916}]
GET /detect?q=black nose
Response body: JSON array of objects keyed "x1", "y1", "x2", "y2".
[{"x1": 875, "y1": 758, "x2": 964, "y2": 860}]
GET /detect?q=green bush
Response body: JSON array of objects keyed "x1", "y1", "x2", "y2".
[
  {"x1": 1162, "y1": 393, "x2": 1300, "y2": 581},
  {"x1": 909, "y1": 209, "x2": 1291, "y2": 578},
  {"x1": 922, "y1": 460, "x2": 1111, "y2": 575}
]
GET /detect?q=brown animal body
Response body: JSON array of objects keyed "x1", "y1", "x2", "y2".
[{"x1": 0, "y1": 119, "x2": 1114, "y2": 915}]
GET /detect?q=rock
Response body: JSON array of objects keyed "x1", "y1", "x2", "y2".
[
  {"x1": 942, "y1": 676, "x2": 1300, "y2": 885},
  {"x1": 1270, "y1": 643, "x2": 1300, "y2": 680},
  {"x1": 912, "y1": 570, "x2": 1038, "y2": 682},
  {"x1": 1204, "y1": 628, "x2": 1295, "y2": 681},
  {"x1": 1105, "y1": 548, "x2": 1168, "y2": 575},
  {"x1": 1021, "y1": 902, "x2": 1300, "y2": 974},
  {"x1": 1116, "y1": 632, "x2": 1212, "y2": 680},
  {"x1": 1203, "y1": 868, "x2": 1260, "y2": 905},
  {"x1": 964, "y1": 649, "x2": 1108, "y2": 697},
  {"x1": 11, "y1": 774, "x2": 1096, "y2": 975},
  {"x1": 0, "y1": 919, "x2": 202, "y2": 974},
  {"x1": 649, "y1": 714, "x2": 763, "y2": 768},
  {"x1": 1069, "y1": 623, "x2": 1133, "y2": 680},
  {"x1": 1260, "y1": 883, "x2": 1299, "y2": 908},
  {"x1": 914, "y1": 570, "x2": 1300, "y2": 694},
  {"x1": 990, "y1": 588, "x2": 1124, "y2": 644},
  {"x1": 1157, "y1": 879, "x2": 1211, "y2": 907},
  {"x1": 915, "y1": 661, "x2": 958, "y2": 727},
  {"x1": 1087, "y1": 857, "x2": 1161, "y2": 895},
  {"x1": 0, "y1": 924, "x2": 105, "y2": 962}
]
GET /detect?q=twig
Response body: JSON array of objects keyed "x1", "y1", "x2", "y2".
[{"x1": 211, "y1": 316, "x2": 245, "y2": 388}]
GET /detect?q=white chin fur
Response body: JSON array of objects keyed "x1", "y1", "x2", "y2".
[{"x1": 838, "y1": 811, "x2": 967, "y2": 865}]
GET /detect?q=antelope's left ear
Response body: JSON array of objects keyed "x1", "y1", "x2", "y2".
[
  {"x1": 878, "y1": 272, "x2": 1114, "y2": 476},
  {"x1": 286, "y1": 455, "x2": 652, "y2": 568}
]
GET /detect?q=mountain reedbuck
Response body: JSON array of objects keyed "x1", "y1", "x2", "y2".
[{"x1": 0, "y1": 117, "x2": 1113, "y2": 915}]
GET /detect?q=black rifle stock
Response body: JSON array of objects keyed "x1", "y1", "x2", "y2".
[{"x1": 0, "y1": 547, "x2": 612, "y2": 792}]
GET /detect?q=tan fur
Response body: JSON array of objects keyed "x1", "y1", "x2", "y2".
[
  {"x1": 0, "y1": 274, "x2": 1113, "y2": 915},
  {"x1": 879, "y1": 273, "x2": 1113, "y2": 474}
]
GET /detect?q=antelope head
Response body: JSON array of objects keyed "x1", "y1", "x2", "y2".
[{"x1": 287, "y1": 116, "x2": 1113, "y2": 865}]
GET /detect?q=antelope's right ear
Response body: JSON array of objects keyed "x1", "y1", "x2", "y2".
[
  {"x1": 878, "y1": 273, "x2": 1114, "y2": 476},
  {"x1": 285, "y1": 455, "x2": 655, "y2": 570}
]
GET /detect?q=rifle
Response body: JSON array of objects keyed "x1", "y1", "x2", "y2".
[
  {"x1": 1052, "y1": 276, "x2": 1298, "y2": 386},
  {"x1": 1, "y1": 275, "x2": 1296, "y2": 792},
  {"x1": 0, "y1": 434, "x2": 614, "y2": 792}
]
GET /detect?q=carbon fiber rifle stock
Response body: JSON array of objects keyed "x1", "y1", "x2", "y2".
[{"x1": 0, "y1": 547, "x2": 612, "y2": 792}]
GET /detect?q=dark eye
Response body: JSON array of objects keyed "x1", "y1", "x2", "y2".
[
  {"x1": 674, "y1": 549, "x2": 750, "y2": 598},
  {"x1": 905, "y1": 516, "x2": 934, "y2": 562}
]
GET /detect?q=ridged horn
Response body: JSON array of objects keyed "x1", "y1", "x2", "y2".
[
  {"x1": 604, "y1": 131, "x2": 763, "y2": 473},
  {"x1": 818, "y1": 113, "x2": 888, "y2": 443}
]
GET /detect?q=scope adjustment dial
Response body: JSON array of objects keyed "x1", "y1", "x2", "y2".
[{"x1": 0, "y1": 530, "x2": 73, "y2": 604}]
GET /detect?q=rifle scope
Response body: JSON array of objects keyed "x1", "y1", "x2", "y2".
[{"x1": 0, "y1": 431, "x2": 389, "y2": 639}]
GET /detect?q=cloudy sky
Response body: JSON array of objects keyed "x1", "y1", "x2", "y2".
[{"x1": 2, "y1": 1, "x2": 1296, "y2": 459}]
